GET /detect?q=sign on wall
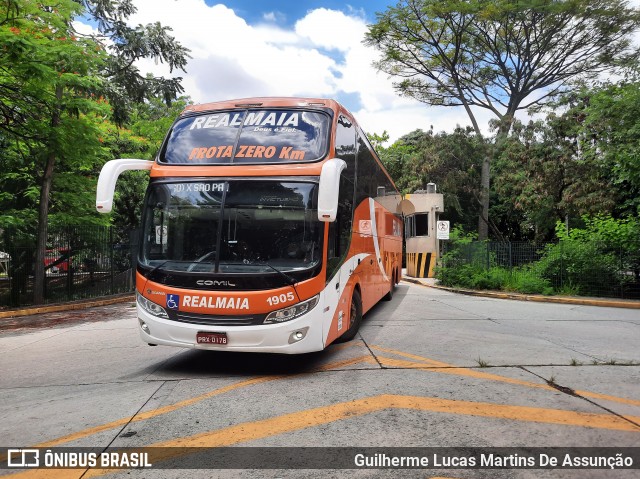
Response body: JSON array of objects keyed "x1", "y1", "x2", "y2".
[{"x1": 436, "y1": 221, "x2": 450, "y2": 240}]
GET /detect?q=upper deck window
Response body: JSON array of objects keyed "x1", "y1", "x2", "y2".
[{"x1": 160, "y1": 109, "x2": 330, "y2": 164}]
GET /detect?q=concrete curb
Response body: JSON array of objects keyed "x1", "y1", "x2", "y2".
[
  {"x1": 0, "y1": 293, "x2": 135, "y2": 319},
  {"x1": 402, "y1": 278, "x2": 640, "y2": 310},
  {"x1": 4, "y1": 278, "x2": 639, "y2": 319}
]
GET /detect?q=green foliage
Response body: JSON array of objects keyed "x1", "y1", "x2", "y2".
[
  {"x1": 577, "y1": 82, "x2": 640, "y2": 214},
  {"x1": 533, "y1": 215, "x2": 640, "y2": 295},
  {"x1": 367, "y1": 0, "x2": 640, "y2": 122},
  {"x1": 0, "y1": 0, "x2": 188, "y2": 303},
  {"x1": 379, "y1": 127, "x2": 484, "y2": 233},
  {"x1": 0, "y1": 0, "x2": 111, "y2": 244},
  {"x1": 533, "y1": 241, "x2": 619, "y2": 296},
  {"x1": 366, "y1": 0, "x2": 640, "y2": 239},
  {"x1": 556, "y1": 215, "x2": 640, "y2": 254},
  {"x1": 437, "y1": 262, "x2": 552, "y2": 294},
  {"x1": 0, "y1": 0, "x2": 189, "y2": 235},
  {"x1": 505, "y1": 268, "x2": 553, "y2": 295},
  {"x1": 79, "y1": 0, "x2": 190, "y2": 125},
  {"x1": 492, "y1": 112, "x2": 617, "y2": 240},
  {"x1": 108, "y1": 96, "x2": 190, "y2": 237},
  {"x1": 470, "y1": 267, "x2": 508, "y2": 291},
  {"x1": 434, "y1": 227, "x2": 480, "y2": 287},
  {"x1": 367, "y1": 130, "x2": 390, "y2": 151},
  {"x1": 435, "y1": 216, "x2": 639, "y2": 297}
]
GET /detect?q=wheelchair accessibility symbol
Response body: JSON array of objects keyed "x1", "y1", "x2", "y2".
[{"x1": 166, "y1": 294, "x2": 180, "y2": 310}]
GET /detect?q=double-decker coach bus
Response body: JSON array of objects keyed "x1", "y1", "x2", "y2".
[{"x1": 96, "y1": 97, "x2": 402, "y2": 353}]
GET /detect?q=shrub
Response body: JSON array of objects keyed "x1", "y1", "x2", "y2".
[
  {"x1": 470, "y1": 267, "x2": 509, "y2": 290},
  {"x1": 507, "y1": 267, "x2": 552, "y2": 295},
  {"x1": 434, "y1": 216, "x2": 640, "y2": 298},
  {"x1": 533, "y1": 237, "x2": 621, "y2": 297}
]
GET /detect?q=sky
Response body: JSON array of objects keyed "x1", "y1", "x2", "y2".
[
  {"x1": 74, "y1": 0, "x2": 496, "y2": 143},
  {"x1": 77, "y1": 0, "x2": 626, "y2": 143}
]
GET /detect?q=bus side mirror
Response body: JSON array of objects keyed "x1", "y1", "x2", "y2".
[
  {"x1": 96, "y1": 159, "x2": 153, "y2": 213},
  {"x1": 318, "y1": 158, "x2": 346, "y2": 222}
]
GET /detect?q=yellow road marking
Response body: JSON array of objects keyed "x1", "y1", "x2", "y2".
[
  {"x1": 377, "y1": 355, "x2": 554, "y2": 391},
  {"x1": 9, "y1": 342, "x2": 640, "y2": 479},
  {"x1": 30, "y1": 353, "x2": 370, "y2": 449},
  {"x1": 11, "y1": 393, "x2": 638, "y2": 479},
  {"x1": 34, "y1": 376, "x2": 281, "y2": 448},
  {"x1": 372, "y1": 345, "x2": 640, "y2": 407},
  {"x1": 574, "y1": 389, "x2": 640, "y2": 407},
  {"x1": 94, "y1": 394, "x2": 640, "y2": 473}
]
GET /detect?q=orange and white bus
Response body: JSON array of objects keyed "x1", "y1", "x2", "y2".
[{"x1": 96, "y1": 97, "x2": 402, "y2": 353}]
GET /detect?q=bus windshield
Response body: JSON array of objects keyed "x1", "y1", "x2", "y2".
[
  {"x1": 160, "y1": 109, "x2": 330, "y2": 164},
  {"x1": 140, "y1": 180, "x2": 322, "y2": 275}
]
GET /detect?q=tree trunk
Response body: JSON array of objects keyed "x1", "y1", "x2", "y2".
[
  {"x1": 478, "y1": 154, "x2": 490, "y2": 240},
  {"x1": 33, "y1": 85, "x2": 62, "y2": 305},
  {"x1": 460, "y1": 104, "x2": 491, "y2": 240},
  {"x1": 478, "y1": 116, "x2": 514, "y2": 240}
]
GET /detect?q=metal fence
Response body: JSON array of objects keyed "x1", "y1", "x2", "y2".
[
  {"x1": 441, "y1": 241, "x2": 640, "y2": 299},
  {"x1": 0, "y1": 226, "x2": 138, "y2": 309}
]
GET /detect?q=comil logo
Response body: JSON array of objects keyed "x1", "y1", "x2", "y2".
[
  {"x1": 7, "y1": 449, "x2": 39, "y2": 467},
  {"x1": 196, "y1": 280, "x2": 236, "y2": 287}
]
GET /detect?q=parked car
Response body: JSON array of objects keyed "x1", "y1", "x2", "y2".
[{"x1": 44, "y1": 248, "x2": 71, "y2": 274}]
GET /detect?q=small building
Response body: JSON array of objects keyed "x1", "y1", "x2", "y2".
[{"x1": 401, "y1": 183, "x2": 444, "y2": 278}]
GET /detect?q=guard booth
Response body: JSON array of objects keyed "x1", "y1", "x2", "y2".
[{"x1": 400, "y1": 183, "x2": 444, "y2": 278}]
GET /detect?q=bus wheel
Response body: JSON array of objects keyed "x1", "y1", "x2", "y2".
[
  {"x1": 383, "y1": 273, "x2": 395, "y2": 301},
  {"x1": 336, "y1": 289, "x2": 362, "y2": 343}
]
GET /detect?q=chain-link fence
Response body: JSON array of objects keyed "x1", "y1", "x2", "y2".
[
  {"x1": 0, "y1": 226, "x2": 138, "y2": 309},
  {"x1": 440, "y1": 241, "x2": 640, "y2": 299}
]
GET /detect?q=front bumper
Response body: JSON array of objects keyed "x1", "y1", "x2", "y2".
[{"x1": 136, "y1": 302, "x2": 326, "y2": 354}]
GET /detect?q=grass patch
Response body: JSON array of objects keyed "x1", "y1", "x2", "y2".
[{"x1": 476, "y1": 357, "x2": 490, "y2": 368}]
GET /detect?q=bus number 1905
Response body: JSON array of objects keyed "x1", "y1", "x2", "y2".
[{"x1": 267, "y1": 292, "x2": 295, "y2": 306}]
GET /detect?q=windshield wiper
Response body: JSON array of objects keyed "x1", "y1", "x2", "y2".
[
  {"x1": 253, "y1": 261, "x2": 301, "y2": 301},
  {"x1": 145, "y1": 259, "x2": 171, "y2": 280}
]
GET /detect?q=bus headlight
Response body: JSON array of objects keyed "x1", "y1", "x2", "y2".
[
  {"x1": 264, "y1": 295, "x2": 319, "y2": 324},
  {"x1": 137, "y1": 292, "x2": 169, "y2": 319}
]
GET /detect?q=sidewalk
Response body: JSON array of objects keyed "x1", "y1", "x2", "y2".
[
  {"x1": 402, "y1": 276, "x2": 640, "y2": 309},
  {"x1": 0, "y1": 293, "x2": 134, "y2": 320},
  {"x1": 3, "y1": 275, "x2": 639, "y2": 329}
]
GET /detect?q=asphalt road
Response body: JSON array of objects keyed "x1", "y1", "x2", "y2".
[{"x1": 0, "y1": 282, "x2": 639, "y2": 478}]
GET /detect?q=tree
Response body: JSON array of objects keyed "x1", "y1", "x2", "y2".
[
  {"x1": 1, "y1": 0, "x2": 110, "y2": 302},
  {"x1": 378, "y1": 127, "x2": 483, "y2": 233},
  {"x1": 577, "y1": 81, "x2": 640, "y2": 215},
  {"x1": 77, "y1": 0, "x2": 190, "y2": 125},
  {"x1": 109, "y1": 95, "x2": 190, "y2": 238},
  {"x1": 367, "y1": 130, "x2": 390, "y2": 152},
  {"x1": 0, "y1": 0, "x2": 189, "y2": 303},
  {"x1": 493, "y1": 115, "x2": 616, "y2": 240},
  {"x1": 365, "y1": 0, "x2": 640, "y2": 239}
]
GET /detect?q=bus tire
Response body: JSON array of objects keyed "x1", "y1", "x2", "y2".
[
  {"x1": 383, "y1": 274, "x2": 394, "y2": 301},
  {"x1": 336, "y1": 288, "x2": 362, "y2": 343}
]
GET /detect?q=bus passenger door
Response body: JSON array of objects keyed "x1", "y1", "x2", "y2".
[
  {"x1": 323, "y1": 268, "x2": 345, "y2": 344},
  {"x1": 324, "y1": 219, "x2": 346, "y2": 344}
]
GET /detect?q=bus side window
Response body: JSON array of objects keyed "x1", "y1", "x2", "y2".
[
  {"x1": 326, "y1": 115, "x2": 356, "y2": 282},
  {"x1": 326, "y1": 189, "x2": 351, "y2": 277}
]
